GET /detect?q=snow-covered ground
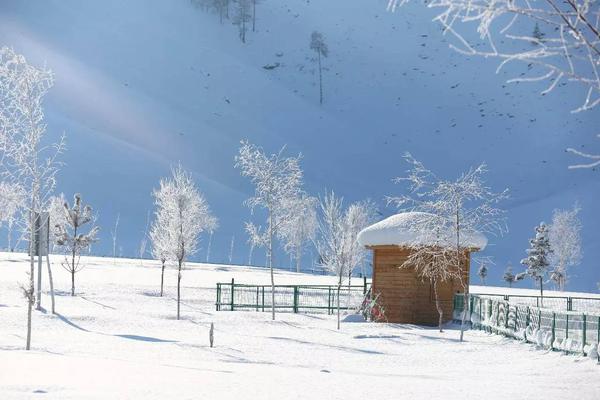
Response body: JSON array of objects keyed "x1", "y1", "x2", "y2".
[{"x1": 1, "y1": 252, "x2": 598, "y2": 400}]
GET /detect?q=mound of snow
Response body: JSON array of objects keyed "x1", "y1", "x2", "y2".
[{"x1": 357, "y1": 212, "x2": 487, "y2": 250}]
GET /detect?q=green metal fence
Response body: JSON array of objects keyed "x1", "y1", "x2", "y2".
[
  {"x1": 454, "y1": 294, "x2": 600, "y2": 357},
  {"x1": 467, "y1": 293, "x2": 600, "y2": 313},
  {"x1": 216, "y1": 278, "x2": 370, "y2": 314}
]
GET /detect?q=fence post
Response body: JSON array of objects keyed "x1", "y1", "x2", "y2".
[
  {"x1": 216, "y1": 283, "x2": 220, "y2": 311},
  {"x1": 256, "y1": 286, "x2": 259, "y2": 312},
  {"x1": 582, "y1": 314, "x2": 587, "y2": 355},
  {"x1": 551, "y1": 312, "x2": 555, "y2": 350},
  {"x1": 293, "y1": 286, "x2": 299, "y2": 313},
  {"x1": 262, "y1": 286, "x2": 265, "y2": 312},
  {"x1": 470, "y1": 295, "x2": 474, "y2": 322},
  {"x1": 328, "y1": 287, "x2": 332, "y2": 315},
  {"x1": 363, "y1": 276, "x2": 367, "y2": 295},
  {"x1": 565, "y1": 313, "x2": 569, "y2": 339},
  {"x1": 505, "y1": 302, "x2": 509, "y2": 330},
  {"x1": 230, "y1": 278, "x2": 235, "y2": 311}
]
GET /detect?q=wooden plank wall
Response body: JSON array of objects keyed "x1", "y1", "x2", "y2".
[{"x1": 371, "y1": 246, "x2": 470, "y2": 325}]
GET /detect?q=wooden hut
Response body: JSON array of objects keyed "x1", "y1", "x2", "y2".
[{"x1": 357, "y1": 212, "x2": 486, "y2": 325}]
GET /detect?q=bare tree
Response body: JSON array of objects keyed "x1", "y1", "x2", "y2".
[
  {"x1": 0, "y1": 181, "x2": 25, "y2": 251},
  {"x1": 549, "y1": 204, "x2": 582, "y2": 291},
  {"x1": 235, "y1": 140, "x2": 303, "y2": 320},
  {"x1": 228, "y1": 235, "x2": 235, "y2": 264},
  {"x1": 245, "y1": 222, "x2": 266, "y2": 265},
  {"x1": 111, "y1": 212, "x2": 120, "y2": 264},
  {"x1": 233, "y1": 0, "x2": 252, "y2": 43},
  {"x1": 154, "y1": 164, "x2": 217, "y2": 319},
  {"x1": 387, "y1": 0, "x2": 600, "y2": 113},
  {"x1": 309, "y1": 31, "x2": 329, "y2": 105},
  {"x1": 316, "y1": 192, "x2": 375, "y2": 330},
  {"x1": 279, "y1": 193, "x2": 318, "y2": 273},
  {"x1": 388, "y1": 153, "x2": 507, "y2": 339},
  {"x1": 0, "y1": 47, "x2": 66, "y2": 350},
  {"x1": 54, "y1": 194, "x2": 99, "y2": 296},
  {"x1": 139, "y1": 209, "x2": 150, "y2": 264}
]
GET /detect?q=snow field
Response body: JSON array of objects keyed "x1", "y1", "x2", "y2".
[{"x1": 1, "y1": 253, "x2": 599, "y2": 400}]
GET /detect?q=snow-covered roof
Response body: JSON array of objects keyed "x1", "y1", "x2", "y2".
[{"x1": 357, "y1": 212, "x2": 487, "y2": 250}]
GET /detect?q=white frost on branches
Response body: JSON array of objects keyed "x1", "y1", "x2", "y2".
[
  {"x1": 0, "y1": 181, "x2": 25, "y2": 251},
  {"x1": 316, "y1": 191, "x2": 376, "y2": 330},
  {"x1": 54, "y1": 193, "x2": 99, "y2": 297},
  {"x1": 521, "y1": 222, "x2": 553, "y2": 299},
  {"x1": 548, "y1": 204, "x2": 582, "y2": 291},
  {"x1": 279, "y1": 193, "x2": 318, "y2": 273},
  {"x1": 388, "y1": 153, "x2": 507, "y2": 336},
  {"x1": 0, "y1": 46, "x2": 66, "y2": 350},
  {"x1": 235, "y1": 140, "x2": 303, "y2": 320},
  {"x1": 151, "y1": 164, "x2": 217, "y2": 319},
  {"x1": 567, "y1": 134, "x2": 600, "y2": 169},
  {"x1": 388, "y1": 0, "x2": 600, "y2": 113}
]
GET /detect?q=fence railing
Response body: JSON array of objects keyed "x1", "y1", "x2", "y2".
[
  {"x1": 454, "y1": 294, "x2": 600, "y2": 357},
  {"x1": 469, "y1": 293, "x2": 600, "y2": 314},
  {"x1": 216, "y1": 279, "x2": 370, "y2": 314}
]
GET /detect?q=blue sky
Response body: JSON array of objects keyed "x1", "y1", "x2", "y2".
[{"x1": 0, "y1": 0, "x2": 598, "y2": 291}]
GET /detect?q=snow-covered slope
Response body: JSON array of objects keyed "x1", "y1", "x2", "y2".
[
  {"x1": 1, "y1": 253, "x2": 599, "y2": 399},
  {"x1": 0, "y1": 0, "x2": 598, "y2": 290}
]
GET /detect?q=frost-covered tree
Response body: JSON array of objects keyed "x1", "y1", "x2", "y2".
[
  {"x1": 233, "y1": 0, "x2": 252, "y2": 43},
  {"x1": 521, "y1": 222, "x2": 553, "y2": 301},
  {"x1": 387, "y1": 0, "x2": 600, "y2": 113},
  {"x1": 228, "y1": 235, "x2": 235, "y2": 264},
  {"x1": 0, "y1": 181, "x2": 25, "y2": 251},
  {"x1": 503, "y1": 263, "x2": 516, "y2": 288},
  {"x1": 54, "y1": 194, "x2": 99, "y2": 297},
  {"x1": 548, "y1": 205, "x2": 582, "y2": 291},
  {"x1": 477, "y1": 261, "x2": 488, "y2": 285},
  {"x1": 279, "y1": 193, "x2": 318, "y2": 273},
  {"x1": 139, "y1": 210, "x2": 150, "y2": 263},
  {"x1": 235, "y1": 140, "x2": 303, "y2": 320},
  {"x1": 0, "y1": 47, "x2": 66, "y2": 350},
  {"x1": 111, "y1": 213, "x2": 120, "y2": 263},
  {"x1": 309, "y1": 31, "x2": 328, "y2": 105},
  {"x1": 245, "y1": 222, "x2": 266, "y2": 265},
  {"x1": 154, "y1": 165, "x2": 217, "y2": 319},
  {"x1": 344, "y1": 200, "x2": 377, "y2": 285},
  {"x1": 251, "y1": 0, "x2": 261, "y2": 32},
  {"x1": 316, "y1": 192, "x2": 375, "y2": 330},
  {"x1": 150, "y1": 196, "x2": 170, "y2": 297},
  {"x1": 388, "y1": 153, "x2": 507, "y2": 338}
]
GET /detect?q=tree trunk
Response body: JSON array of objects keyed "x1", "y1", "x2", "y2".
[
  {"x1": 46, "y1": 254, "x2": 55, "y2": 314},
  {"x1": 36, "y1": 235, "x2": 42, "y2": 311},
  {"x1": 539, "y1": 278, "x2": 544, "y2": 308},
  {"x1": 160, "y1": 260, "x2": 165, "y2": 297},
  {"x1": 433, "y1": 279, "x2": 443, "y2": 332},
  {"x1": 70, "y1": 225, "x2": 77, "y2": 297},
  {"x1": 268, "y1": 211, "x2": 275, "y2": 321},
  {"x1": 177, "y1": 260, "x2": 182, "y2": 320},
  {"x1": 26, "y1": 207, "x2": 35, "y2": 350},
  {"x1": 295, "y1": 246, "x2": 301, "y2": 273},
  {"x1": 318, "y1": 51, "x2": 323, "y2": 105},
  {"x1": 337, "y1": 280, "x2": 341, "y2": 330},
  {"x1": 252, "y1": 0, "x2": 256, "y2": 32}
]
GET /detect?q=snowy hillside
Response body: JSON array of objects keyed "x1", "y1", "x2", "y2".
[
  {"x1": 1, "y1": 253, "x2": 599, "y2": 399},
  {"x1": 0, "y1": 0, "x2": 598, "y2": 291}
]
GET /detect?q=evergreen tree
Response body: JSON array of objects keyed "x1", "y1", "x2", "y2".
[
  {"x1": 477, "y1": 262, "x2": 488, "y2": 285},
  {"x1": 502, "y1": 263, "x2": 516, "y2": 288},
  {"x1": 55, "y1": 194, "x2": 99, "y2": 296},
  {"x1": 532, "y1": 23, "x2": 545, "y2": 44},
  {"x1": 521, "y1": 223, "x2": 553, "y2": 301}
]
